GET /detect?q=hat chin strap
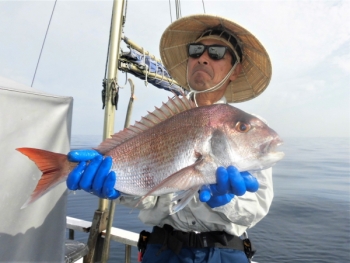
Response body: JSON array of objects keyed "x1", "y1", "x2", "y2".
[{"x1": 187, "y1": 62, "x2": 238, "y2": 106}]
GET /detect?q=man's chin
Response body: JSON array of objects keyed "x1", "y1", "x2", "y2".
[
  {"x1": 189, "y1": 76, "x2": 211, "y2": 91},
  {"x1": 188, "y1": 82, "x2": 209, "y2": 92}
]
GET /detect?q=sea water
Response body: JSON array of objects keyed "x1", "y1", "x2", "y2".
[{"x1": 66, "y1": 137, "x2": 350, "y2": 262}]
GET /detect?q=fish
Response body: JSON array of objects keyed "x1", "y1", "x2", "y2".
[{"x1": 17, "y1": 95, "x2": 284, "y2": 213}]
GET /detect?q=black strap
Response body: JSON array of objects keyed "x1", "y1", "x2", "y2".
[
  {"x1": 148, "y1": 225, "x2": 252, "y2": 256},
  {"x1": 137, "y1": 230, "x2": 151, "y2": 259},
  {"x1": 243, "y1": 238, "x2": 256, "y2": 259}
]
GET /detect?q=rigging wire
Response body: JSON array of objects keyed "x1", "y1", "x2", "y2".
[
  {"x1": 169, "y1": 0, "x2": 183, "y2": 22},
  {"x1": 124, "y1": 0, "x2": 128, "y2": 26},
  {"x1": 175, "y1": 0, "x2": 182, "y2": 20},
  {"x1": 169, "y1": 0, "x2": 205, "y2": 22},
  {"x1": 169, "y1": 0, "x2": 173, "y2": 23},
  {"x1": 31, "y1": 0, "x2": 57, "y2": 87},
  {"x1": 175, "y1": 0, "x2": 179, "y2": 19},
  {"x1": 179, "y1": 0, "x2": 182, "y2": 18},
  {"x1": 122, "y1": 0, "x2": 129, "y2": 86}
]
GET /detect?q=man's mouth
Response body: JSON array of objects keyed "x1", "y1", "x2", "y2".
[{"x1": 192, "y1": 65, "x2": 213, "y2": 78}]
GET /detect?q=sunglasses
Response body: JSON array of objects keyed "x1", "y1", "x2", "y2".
[{"x1": 188, "y1": 43, "x2": 235, "y2": 61}]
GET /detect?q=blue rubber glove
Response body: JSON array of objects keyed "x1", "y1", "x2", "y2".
[
  {"x1": 66, "y1": 149, "x2": 120, "y2": 199},
  {"x1": 199, "y1": 166, "x2": 259, "y2": 208}
]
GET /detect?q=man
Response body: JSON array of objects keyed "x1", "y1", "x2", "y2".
[{"x1": 67, "y1": 14, "x2": 272, "y2": 263}]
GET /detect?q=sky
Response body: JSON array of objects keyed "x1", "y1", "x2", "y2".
[{"x1": 0, "y1": 0, "x2": 349, "y2": 140}]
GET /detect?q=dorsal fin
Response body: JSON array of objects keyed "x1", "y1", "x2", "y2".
[{"x1": 96, "y1": 95, "x2": 196, "y2": 154}]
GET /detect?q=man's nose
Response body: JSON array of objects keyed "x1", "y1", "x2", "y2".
[{"x1": 197, "y1": 51, "x2": 210, "y2": 65}]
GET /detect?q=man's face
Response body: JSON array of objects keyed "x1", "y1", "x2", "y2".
[{"x1": 187, "y1": 38, "x2": 234, "y2": 92}]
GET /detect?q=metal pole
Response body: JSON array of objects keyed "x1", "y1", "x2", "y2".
[
  {"x1": 101, "y1": 78, "x2": 135, "y2": 263},
  {"x1": 84, "y1": 1, "x2": 125, "y2": 262},
  {"x1": 119, "y1": 60, "x2": 181, "y2": 87},
  {"x1": 124, "y1": 79, "x2": 135, "y2": 128},
  {"x1": 122, "y1": 36, "x2": 161, "y2": 62},
  {"x1": 99, "y1": 0, "x2": 125, "y2": 212},
  {"x1": 125, "y1": 245, "x2": 132, "y2": 263}
]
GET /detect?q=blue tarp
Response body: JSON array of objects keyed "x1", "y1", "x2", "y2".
[{"x1": 119, "y1": 48, "x2": 187, "y2": 96}]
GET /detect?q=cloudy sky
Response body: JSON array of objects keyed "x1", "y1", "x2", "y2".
[{"x1": 0, "y1": 0, "x2": 349, "y2": 139}]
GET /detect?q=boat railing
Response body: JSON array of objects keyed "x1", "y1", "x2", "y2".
[{"x1": 66, "y1": 216, "x2": 138, "y2": 263}]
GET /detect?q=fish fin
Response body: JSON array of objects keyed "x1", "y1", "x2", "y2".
[
  {"x1": 16, "y1": 148, "x2": 71, "y2": 208},
  {"x1": 96, "y1": 95, "x2": 196, "y2": 154},
  {"x1": 135, "y1": 159, "x2": 206, "y2": 211},
  {"x1": 172, "y1": 190, "x2": 187, "y2": 200},
  {"x1": 170, "y1": 187, "x2": 200, "y2": 214}
]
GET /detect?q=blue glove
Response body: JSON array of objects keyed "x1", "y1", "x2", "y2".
[
  {"x1": 199, "y1": 166, "x2": 259, "y2": 208},
  {"x1": 66, "y1": 149, "x2": 120, "y2": 199}
]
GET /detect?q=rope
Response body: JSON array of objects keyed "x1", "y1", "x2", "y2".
[
  {"x1": 31, "y1": 0, "x2": 57, "y2": 87},
  {"x1": 142, "y1": 48, "x2": 149, "y2": 86}
]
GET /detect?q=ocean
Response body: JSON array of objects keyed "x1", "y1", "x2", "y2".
[{"x1": 66, "y1": 136, "x2": 350, "y2": 263}]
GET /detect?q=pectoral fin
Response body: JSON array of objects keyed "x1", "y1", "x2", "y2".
[
  {"x1": 135, "y1": 159, "x2": 207, "y2": 212},
  {"x1": 170, "y1": 187, "x2": 200, "y2": 214}
]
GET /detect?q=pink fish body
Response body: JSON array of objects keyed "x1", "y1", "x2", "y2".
[{"x1": 17, "y1": 96, "x2": 284, "y2": 212}]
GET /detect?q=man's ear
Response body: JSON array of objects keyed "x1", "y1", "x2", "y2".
[{"x1": 229, "y1": 63, "x2": 242, "y2": 81}]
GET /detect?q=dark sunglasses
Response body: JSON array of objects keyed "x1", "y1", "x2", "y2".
[{"x1": 188, "y1": 43, "x2": 234, "y2": 61}]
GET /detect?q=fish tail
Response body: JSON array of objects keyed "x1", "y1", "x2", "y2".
[{"x1": 16, "y1": 147, "x2": 71, "y2": 208}]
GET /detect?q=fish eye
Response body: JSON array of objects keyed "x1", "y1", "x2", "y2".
[{"x1": 235, "y1": 121, "x2": 251, "y2": 133}]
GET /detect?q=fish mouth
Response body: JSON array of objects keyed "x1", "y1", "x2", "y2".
[
  {"x1": 260, "y1": 137, "x2": 283, "y2": 155},
  {"x1": 255, "y1": 137, "x2": 285, "y2": 169},
  {"x1": 231, "y1": 136, "x2": 285, "y2": 172}
]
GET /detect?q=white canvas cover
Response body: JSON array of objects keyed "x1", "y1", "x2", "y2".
[{"x1": 0, "y1": 76, "x2": 73, "y2": 262}]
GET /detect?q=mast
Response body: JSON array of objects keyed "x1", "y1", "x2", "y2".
[
  {"x1": 84, "y1": 0, "x2": 125, "y2": 262},
  {"x1": 102, "y1": 0, "x2": 125, "y2": 146}
]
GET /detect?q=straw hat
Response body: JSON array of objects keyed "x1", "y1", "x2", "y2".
[{"x1": 159, "y1": 14, "x2": 272, "y2": 103}]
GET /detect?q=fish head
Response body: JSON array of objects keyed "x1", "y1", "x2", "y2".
[{"x1": 217, "y1": 106, "x2": 285, "y2": 171}]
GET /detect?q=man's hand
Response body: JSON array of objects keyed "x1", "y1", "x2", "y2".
[
  {"x1": 66, "y1": 149, "x2": 120, "y2": 199},
  {"x1": 199, "y1": 166, "x2": 259, "y2": 208}
]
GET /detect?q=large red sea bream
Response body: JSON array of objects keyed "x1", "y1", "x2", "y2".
[{"x1": 17, "y1": 96, "x2": 284, "y2": 213}]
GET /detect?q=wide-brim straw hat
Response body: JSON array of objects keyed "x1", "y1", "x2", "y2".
[{"x1": 159, "y1": 14, "x2": 272, "y2": 103}]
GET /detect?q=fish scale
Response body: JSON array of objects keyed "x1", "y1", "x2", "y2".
[{"x1": 111, "y1": 118, "x2": 201, "y2": 195}]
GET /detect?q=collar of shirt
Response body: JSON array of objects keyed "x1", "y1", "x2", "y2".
[
  {"x1": 214, "y1": 96, "x2": 227, "y2": 105},
  {"x1": 186, "y1": 93, "x2": 227, "y2": 106}
]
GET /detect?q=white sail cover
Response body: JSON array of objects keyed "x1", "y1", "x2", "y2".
[{"x1": 0, "y1": 76, "x2": 73, "y2": 262}]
